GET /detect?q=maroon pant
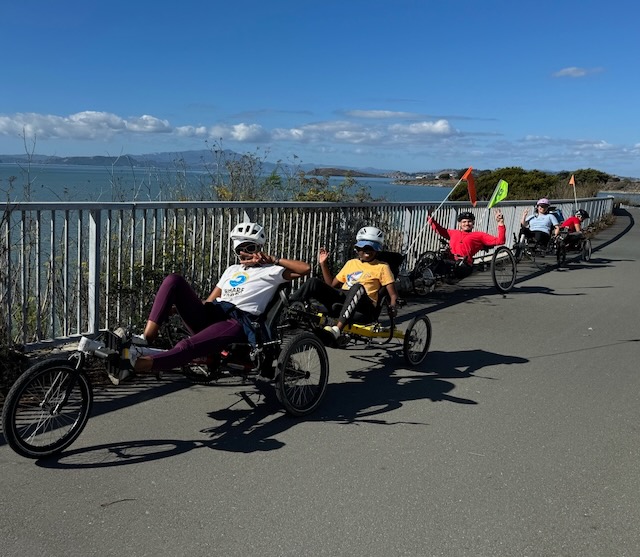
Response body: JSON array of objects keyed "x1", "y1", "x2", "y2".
[{"x1": 147, "y1": 273, "x2": 244, "y2": 371}]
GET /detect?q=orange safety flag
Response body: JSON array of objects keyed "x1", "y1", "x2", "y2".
[
  {"x1": 462, "y1": 167, "x2": 477, "y2": 207},
  {"x1": 569, "y1": 174, "x2": 576, "y2": 188}
]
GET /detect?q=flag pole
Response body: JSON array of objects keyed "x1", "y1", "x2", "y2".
[{"x1": 404, "y1": 173, "x2": 466, "y2": 256}]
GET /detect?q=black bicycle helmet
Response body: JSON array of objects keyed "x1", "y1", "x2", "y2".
[
  {"x1": 457, "y1": 211, "x2": 476, "y2": 222},
  {"x1": 575, "y1": 209, "x2": 589, "y2": 219}
]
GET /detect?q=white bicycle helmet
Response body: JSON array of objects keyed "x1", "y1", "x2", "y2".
[
  {"x1": 230, "y1": 222, "x2": 266, "y2": 250},
  {"x1": 355, "y1": 226, "x2": 384, "y2": 251}
]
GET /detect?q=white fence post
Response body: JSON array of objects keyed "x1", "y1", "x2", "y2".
[{"x1": 88, "y1": 209, "x2": 101, "y2": 335}]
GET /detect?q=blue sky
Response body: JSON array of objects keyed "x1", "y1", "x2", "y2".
[{"x1": 1, "y1": 0, "x2": 638, "y2": 176}]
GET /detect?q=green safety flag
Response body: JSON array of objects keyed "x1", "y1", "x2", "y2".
[{"x1": 487, "y1": 179, "x2": 509, "y2": 208}]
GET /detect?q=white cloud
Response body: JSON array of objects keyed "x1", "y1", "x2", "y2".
[
  {"x1": 175, "y1": 125, "x2": 209, "y2": 137},
  {"x1": 0, "y1": 111, "x2": 169, "y2": 140},
  {"x1": 228, "y1": 123, "x2": 269, "y2": 142},
  {"x1": 126, "y1": 114, "x2": 171, "y2": 133},
  {"x1": 389, "y1": 120, "x2": 452, "y2": 136},
  {"x1": 552, "y1": 66, "x2": 604, "y2": 78}
]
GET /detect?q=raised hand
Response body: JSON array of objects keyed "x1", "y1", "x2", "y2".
[{"x1": 318, "y1": 247, "x2": 330, "y2": 265}]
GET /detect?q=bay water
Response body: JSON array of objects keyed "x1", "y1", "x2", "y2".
[{"x1": 0, "y1": 163, "x2": 451, "y2": 203}]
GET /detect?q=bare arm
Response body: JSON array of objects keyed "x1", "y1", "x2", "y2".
[
  {"x1": 205, "y1": 286, "x2": 222, "y2": 303},
  {"x1": 261, "y1": 253, "x2": 310, "y2": 280},
  {"x1": 385, "y1": 281, "x2": 398, "y2": 308},
  {"x1": 318, "y1": 247, "x2": 335, "y2": 285}
]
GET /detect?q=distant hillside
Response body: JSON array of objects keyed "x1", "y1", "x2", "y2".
[
  {"x1": 308, "y1": 167, "x2": 384, "y2": 178},
  {"x1": 0, "y1": 150, "x2": 399, "y2": 176}
]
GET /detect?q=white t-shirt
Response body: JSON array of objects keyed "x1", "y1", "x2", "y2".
[{"x1": 215, "y1": 264, "x2": 287, "y2": 315}]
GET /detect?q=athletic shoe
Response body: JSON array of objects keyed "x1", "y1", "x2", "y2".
[
  {"x1": 77, "y1": 336, "x2": 105, "y2": 355},
  {"x1": 323, "y1": 325, "x2": 340, "y2": 339},
  {"x1": 131, "y1": 334, "x2": 148, "y2": 346}
]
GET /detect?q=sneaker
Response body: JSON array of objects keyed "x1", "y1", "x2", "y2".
[
  {"x1": 112, "y1": 326, "x2": 128, "y2": 340},
  {"x1": 107, "y1": 366, "x2": 131, "y2": 386},
  {"x1": 77, "y1": 336, "x2": 105, "y2": 355},
  {"x1": 323, "y1": 325, "x2": 340, "y2": 340},
  {"x1": 130, "y1": 333, "x2": 148, "y2": 346}
]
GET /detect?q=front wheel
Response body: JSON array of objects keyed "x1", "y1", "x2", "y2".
[
  {"x1": 1, "y1": 359, "x2": 93, "y2": 458},
  {"x1": 411, "y1": 251, "x2": 438, "y2": 295},
  {"x1": 275, "y1": 331, "x2": 329, "y2": 416},
  {"x1": 403, "y1": 316, "x2": 432, "y2": 365},
  {"x1": 491, "y1": 246, "x2": 517, "y2": 293},
  {"x1": 581, "y1": 238, "x2": 592, "y2": 261},
  {"x1": 556, "y1": 242, "x2": 566, "y2": 266}
]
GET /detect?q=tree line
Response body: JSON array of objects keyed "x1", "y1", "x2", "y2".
[{"x1": 449, "y1": 167, "x2": 631, "y2": 203}]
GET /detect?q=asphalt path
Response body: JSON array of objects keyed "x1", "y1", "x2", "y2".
[{"x1": 2, "y1": 208, "x2": 639, "y2": 557}]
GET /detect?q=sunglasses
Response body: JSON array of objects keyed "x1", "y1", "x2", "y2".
[
  {"x1": 234, "y1": 243, "x2": 259, "y2": 255},
  {"x1": 355, "y1": 246, "x2": 375, "y2": 253}
]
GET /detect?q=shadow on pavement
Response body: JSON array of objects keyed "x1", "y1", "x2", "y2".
[{"x1": 33, "y1": 344, "x2": 530, "y2": 468}]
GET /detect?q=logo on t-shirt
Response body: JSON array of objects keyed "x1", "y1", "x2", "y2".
[
  {"x1": 346, "y1": 270, "x2": 364, "y2": 286},
  {"x1": 229, "y1": 272, "x2": 248, "y2": 287}
]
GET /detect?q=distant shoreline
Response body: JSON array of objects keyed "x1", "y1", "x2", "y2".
[{"x1": 392, "y1": 179, "x2": 455, "y2": 188}]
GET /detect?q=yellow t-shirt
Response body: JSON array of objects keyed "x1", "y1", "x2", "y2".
[{"x1": 335, "y1": 259, "x2": 395, "y2": 303}]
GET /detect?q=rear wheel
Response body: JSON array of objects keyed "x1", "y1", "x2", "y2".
[
  {"x1": 275, "y1": 331, "x2": 329, "y2": 416},
  {"x1": 2, "y1": 359, "x2": 93, "y2": 458},
  {"x1": 491, "y1": 246, "x2": 517, "y2": 293},
  {"x1": 403, "y1": 316, "x2": 432, "y2": 365},
  {"x1": 581, "y1": 238, "x2": 592, "y2": 261}
]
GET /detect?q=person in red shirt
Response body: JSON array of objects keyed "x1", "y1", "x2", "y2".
[
  {"x1": 427, "y1": 210, "x2": 506, "y2": 279},
  {"x1": 560, "y1": 209, "x2": 589, "y2": 250}
]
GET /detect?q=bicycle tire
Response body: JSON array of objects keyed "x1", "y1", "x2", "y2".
[
  {"x1": 2, "y1": 359, "x2": 93, "y2": 458},
  {"x1": 275, "y1": 331, "x2": 329, "y2": 416},
  {"x1": 555, "y1": 241, "x2": 564, "y2": 266},
  {"x1": 403, "y1": 315, "x2": 432, "y2": 365},
  {"x1": 491, "y1": 246, "x2": 517, "y2": 293},
  {"x1": 411, "y1": 251, "x2": 438, "y2": 295},
  {"x1": 512, "y1": 234, "x2": 525, "y2": 263},
  {"x1": 581, "y1": 238, "x2": 592, "y2": 261}
]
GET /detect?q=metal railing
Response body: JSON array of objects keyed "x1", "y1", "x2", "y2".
[{"x1": 1, "y1": 196, "x2": 614, "y2": 348}]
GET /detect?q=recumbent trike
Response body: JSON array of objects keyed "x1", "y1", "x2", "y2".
[
  {"x1": 283, "y1": 250, "x2": 433, "y2": 366},
  {"x1": 406, "y1": 238, "x2": 517, "y2": 295},
  {"x1": 1, "y1": 283, "x2": 329, "y2": 459}
]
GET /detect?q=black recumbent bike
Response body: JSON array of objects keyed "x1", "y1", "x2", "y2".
[
  {"x1": 554, "y1": 226, "x2": 593, "y2": 265},
  {"x1": 408, "y1": 238, "x2": 517, "y2": 295},
  {"x1": 1, "y1": 283, "x2": 329, "y2": 459}
]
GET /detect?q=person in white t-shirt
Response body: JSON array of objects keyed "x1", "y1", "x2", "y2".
[
  {"x1": 131, "y1": 222, "x2": 310, "y2": 375},
  {"x1": 520, "y1": 197, "x2": 560, "y2": 248}
]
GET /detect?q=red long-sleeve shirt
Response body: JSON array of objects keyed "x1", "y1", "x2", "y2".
[{"x1": 429, "y1": 220, "x2": 506, "y2": 265}]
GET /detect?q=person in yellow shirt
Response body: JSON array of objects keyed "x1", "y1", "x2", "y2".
[{"x1": 290, "y1": 226, "x2": 398, "y2": 339}]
